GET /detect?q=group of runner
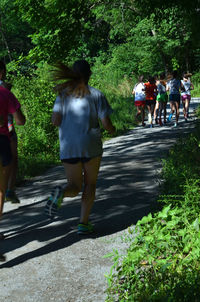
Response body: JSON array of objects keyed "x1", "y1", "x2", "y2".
[{"x1": 132, "y1": 70, "x2": 194, "y2": 128}]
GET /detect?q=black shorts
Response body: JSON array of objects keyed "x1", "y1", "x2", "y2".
[
  {"x1": 146, "y1": 100, "x2": 156, "y2": 106},
  {"x1": 0, "y1": 135, "x2": 12, "y2": 167},
  {"x1": 169, "y1": 94, "x2": 180, "y2": 103},
  {"x1": 61, "y1": 157, "x2": 91, "y2": 164}
]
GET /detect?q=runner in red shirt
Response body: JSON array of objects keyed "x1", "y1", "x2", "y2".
[
  {"x1": 0, "y1": 60, "x2": 26, "y2": 261},
  {"x1": 144, "y1": 76, "x2": 157, "y2": 128}
]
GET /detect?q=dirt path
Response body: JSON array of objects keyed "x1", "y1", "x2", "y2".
[{"x1": 0, "y1": 100, "x2": 199, "y2": 302}]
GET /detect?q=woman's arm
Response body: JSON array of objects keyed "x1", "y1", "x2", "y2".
[
  {"x1": 12, "y1": 108, "x2": 26, "y2": 125},
  {"x1": 190, "y1": 82, "x2": 194, "y2": 90},
  {"x1": 52, "y1": 112, "x2": 62, "y2": 126},
  {"x1": 101, "y1": 116, "x2": 115, "y2": 134}
]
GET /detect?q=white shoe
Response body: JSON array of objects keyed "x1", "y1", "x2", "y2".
[{"x1": 148, "y1": 113, "x2": 152, "y2": 124}]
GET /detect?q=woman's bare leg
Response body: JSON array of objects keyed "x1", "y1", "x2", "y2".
[
  {"x1": 63, "y1": 162, "x2": 83, "y2": 198},
  {"x1": 175, "y1": 101, "x2": 180, "y2": 123},
  {"x1": 7, "y1": 137, "x2": 18, "y2": 191},
  {"x1": 185, "y1": 98, "x2": 190, "y2": 118},
  {"x1": 141, "y1": 106, "x2": 145, "y2": 125},
  {"x1": 0, "y1": 163, "x2": 10, "y2": 218},
  {"x1": 80, "y1": 157, "x2": 101, "y2": 224}
]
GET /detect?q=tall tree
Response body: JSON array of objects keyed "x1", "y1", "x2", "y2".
[{"x1": 13, "y1": 0, "x2": 200, "y2": 73}]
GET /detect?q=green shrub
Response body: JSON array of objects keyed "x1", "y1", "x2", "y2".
[
  {"x1": 160, "y1": 129, "x2": 200, "y2": 195},
  {"x1": 106, "y1": 180, "x2": 200, "y2": 302}
]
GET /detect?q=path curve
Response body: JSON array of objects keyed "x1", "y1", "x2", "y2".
[{"x1": 0, "y1": 99, "x2": 199, "y2": 302}]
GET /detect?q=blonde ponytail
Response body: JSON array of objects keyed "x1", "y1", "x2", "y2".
[{"x1": 52, "y1": 61, "x2": 90, "y2": 98}]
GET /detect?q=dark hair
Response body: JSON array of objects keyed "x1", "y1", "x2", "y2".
[
  {"x1": 159, "y1": 72, "x2": 165, "y2": 80},
  {"x1": 3, "y1": 82, "x2": 12, "y2": 90},
  {"x1": 172, "y1": 70, "x2": 178, "y2": 78},
  {"x1": 148, "y1": 76, "x2": 155, "y2": 84},
  {"x1": 73, "y1": 60, "x2": 91, "y2": 80},
  {"x1": 0, "y1": 60, "x2": 6, "y2": 80},
  {"x1": 52, "y1": 60, "x2": 91, "y2": 97},
  {"x1": 0, "y1": 60, "x2": 6, "y2": 71},
  {"x1": 183, "y1": 73, "x2": 192, "y2": 79}
]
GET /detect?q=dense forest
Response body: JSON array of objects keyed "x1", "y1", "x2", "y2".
[
  {"x1": 1, "y1": 0, "x2": 200, "y2": 74},
  {"x1": 0, "y1": 0, "x2": 200, "y2": 179}
]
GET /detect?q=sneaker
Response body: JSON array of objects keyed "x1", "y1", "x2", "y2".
[
  {"x1": 0, "y1": 253, "x2": 6, "y2": 262},
  {"x1": 168, "y1": 113, "x2": 173, "y2": 122},
  {"x1": 173, "y1": 122, "x2": 178, "y2": 128},
  {"x1": 45, "y1": 186, "x2": 63, "y2": 218},
  {"x1": 148, "y1": 113, "x2": 152, "y2": 124},
  {"x1": 5, "y1": 190, "x2": 20, "y2": 203},
  {"x1": 77, "y1": 222, "x2": 94, "y2": 235},
  {"x1": 0, "y1": 233, "x2": 5, "y2": 240}
]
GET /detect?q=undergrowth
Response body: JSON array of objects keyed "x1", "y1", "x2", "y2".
[{"x1": 106, "y1": 111, "x2": 200, "y2": 301}]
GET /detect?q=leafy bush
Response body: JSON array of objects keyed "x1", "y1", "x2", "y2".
[
  {"x1": 160, "y1": 130, "x2": 200, "y2": 195},
  {"x1": 106, "y1": 180, "x2": 200, "y2": 302}
]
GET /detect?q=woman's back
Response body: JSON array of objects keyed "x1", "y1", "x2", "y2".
[{"x1": 53, "y1": 86, "x2": 112, "y2": 159}]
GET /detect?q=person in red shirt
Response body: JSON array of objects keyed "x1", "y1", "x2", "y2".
[
  {"x1": 0, "y1": 62, "x2": 21, "y2": 203},
  {"x1": 0, "y1": 60, "x2": 26, "y2": 261},
  {"x1": 144, "y1": 76, "x2": 157, "y2": 128}
]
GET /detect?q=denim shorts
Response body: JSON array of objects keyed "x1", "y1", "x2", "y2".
[{"x1": 0, "y1": 135, "x2": 12, "y2": 167}]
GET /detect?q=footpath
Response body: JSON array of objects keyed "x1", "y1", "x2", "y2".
[{"x1": 0, "y1": 99, "x2": 199, "y2": 302}]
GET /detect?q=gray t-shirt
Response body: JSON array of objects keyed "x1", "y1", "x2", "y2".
[
  {"x1": 53, "y1": 86, "x2": 113, "y2": 159},
  {"x1": 167, "y1": 78, "x2": 181, "y2": 95},
  {"x1": 157, "y1": 82, "x2": 166, "y2": 94}
]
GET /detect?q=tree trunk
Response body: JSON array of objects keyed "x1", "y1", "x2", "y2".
[{"x1": 0, "y1": 13, "x2": 12, "y2": 62}]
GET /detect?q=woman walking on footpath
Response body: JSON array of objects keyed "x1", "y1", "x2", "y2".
[
  {"x1": 144, "y1": 76, "x2": 157, "y2": 128},
  {"x1": 45, "y1": 60, "x2": 115, "y2": 234},
  {"x1": 0, "y1": 65, "x2": 25, "y2": 261},
  {"x1": 132, "y1": 75, "x2": 146, "y2": 126},
  {"x1": 181, "y1": 73, "x2": 194, "y2": 122}
]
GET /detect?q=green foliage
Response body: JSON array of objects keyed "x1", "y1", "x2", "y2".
[
  {"x1": 8, "y1": 0, "x2": 199, "y2": 74},
  {"x1": 0, "y1": 0, "x2": 33, "y2": 61},
  {"x1": 191, "y1": 73, "x2": 200, "y2": 97},
  {"x1": 161, "y1": 130, "x2": 200, "y2": 195},
  {"x1": 7, "y1": 64, "x2": 59, "y2": 179},
  {"x1": 106, "y1": 179, "x2": 200, "y2": 302}
]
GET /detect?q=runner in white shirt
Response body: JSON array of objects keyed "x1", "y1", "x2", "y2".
[
  {"x1": 132, "y1": 75, "x2": 146, "y2": 127},
  {"x1": 181, "y1": 73, "x2": 194, "y2": 122}
]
